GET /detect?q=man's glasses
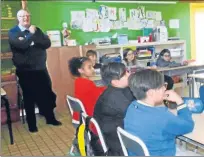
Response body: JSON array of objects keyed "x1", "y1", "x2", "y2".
[{"x1": 18, "y1": 14, "x2": 31, "y2": 18}]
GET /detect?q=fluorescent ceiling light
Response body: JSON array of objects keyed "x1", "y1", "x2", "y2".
[{"x1": 96, "y1": 1, "x2": 177, "y2": 4}]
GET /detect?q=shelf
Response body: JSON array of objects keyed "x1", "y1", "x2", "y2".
[
  {"x1": 1, "y1": 29, "x2": 9, "y2": 31},
  {"x1": 96, "y1": 40, "x2": 186, "y2": 50},
  {"x1": 1, "y1": 17, "x2": 16, "y2": 20}
]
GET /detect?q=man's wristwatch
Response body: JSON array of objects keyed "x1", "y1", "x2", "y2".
[{"x1": 177, "y1": 102, "x2": 187, "y2": 110}]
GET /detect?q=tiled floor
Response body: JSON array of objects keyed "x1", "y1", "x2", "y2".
[{"x1": 1, "y1": 110, "x2": 75, "y2": 156}]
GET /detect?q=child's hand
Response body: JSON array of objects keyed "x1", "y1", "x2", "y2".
[
  {"x1": 164, "y1": 90, "x2": 184, "y2": 105},
  {"x1": 147, "y1": 65, "x2": 157, "y2": 70}
]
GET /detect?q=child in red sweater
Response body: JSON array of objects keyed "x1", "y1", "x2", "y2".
[{"x1": 69, "y1": 57, "x2": 106, "y2": 122}]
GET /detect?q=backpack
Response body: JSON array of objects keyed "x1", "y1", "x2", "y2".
[{"x1": 75, "y1": 114, "x2": 94, "y2": 156}]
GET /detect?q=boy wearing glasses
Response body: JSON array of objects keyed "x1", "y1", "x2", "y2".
[{"x1": 124, "y1": 69, "x2": 194, "y2": 156}]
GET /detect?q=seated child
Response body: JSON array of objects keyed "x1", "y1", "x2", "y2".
[
  {"x1": 68, "y1": 57, "x2": 106, "y2": 121},
  {"x1": 86, "y1": 50, "x2": 102, "y2": 69},
  {"x1": 122, "y1": 48, "x2": 143, "y2": 67},
  {"x1": 156, "y1": 49, "x2": 188, "y2": 67},
  {"x1": 124, "y1": 69, "x2": 194, "y2": 156},
  {"x1": 92, "y1": 62, "x2": 135, "y2": 156},
  {"x1": 123, "y1": 48, "x2": 174, "y2": 90}
]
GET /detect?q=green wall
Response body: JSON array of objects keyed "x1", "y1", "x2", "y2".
[
  {"x1": 1, "y1": 1, "x2": 191, "y2": 74},
  {"x1": 28, "y1": 1, "x2": 191, "y2": 58}
]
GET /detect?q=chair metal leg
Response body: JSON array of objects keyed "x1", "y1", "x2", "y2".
[
  {"x1": 21, "y1": 100, "x2": 25, "y2": 124},
  {"x1": 3, "y1": 96, "x2": 14, "y2": 145},
  {"x1": 17, "y1": 83, "x2": 25, "y2": 124}
]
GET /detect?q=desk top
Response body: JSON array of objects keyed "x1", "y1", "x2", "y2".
[
  {"x1": 184, "y1": 113, "x2": 204, "y2": 145},
  {"x1": 90, "y1": 63, "x2": 204, "y2": 81},
  {"x1": 158, "y1": 62, "x2": 204, "y2": 72},
  {"x1": 188, "y1": 73, "x2": 204, "y2": 79}
]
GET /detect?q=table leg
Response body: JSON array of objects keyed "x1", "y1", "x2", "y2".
[
  {"x1": 3, "y1": 96, "x2": 14, "y2": 145},
  {"x1": 189, "y1": 78, "x2": 192, "y2": 97},
  {"x1": 192, "y1": 78, "x2": 195, "y2": 98}
]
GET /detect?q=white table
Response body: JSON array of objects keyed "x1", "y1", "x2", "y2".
[{"x1": 178, "y1": 113, "x2": 204, "y2": 150}]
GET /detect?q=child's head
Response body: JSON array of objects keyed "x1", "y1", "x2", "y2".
[
  {"x1": 160, "y1": 49, "x2": 171, "y2": 62},
  {"x1": 129, "y1": 69, "x2": 167, "y2": 105},
  {"x1": 86, "y1": 50, "x2": 97, "y2": 66},
  {"x1": 101, "y1": 62, "x2": 130, "y2": 88},
  {"x1": 69, "y1": 57, "x2": 94, "y2": 78},
  {"x1": 123, "y1": 48, "x2": 135, "y2": 63}
]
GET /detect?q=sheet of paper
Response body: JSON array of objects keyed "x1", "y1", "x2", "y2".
[
  {"x1": 99, "y1": 5, "x2": 109, "y2": 19},
  {"x1": 127, "y1": 18, "x2": 141, "y2": 30},
  {"x1": 130, "y1": 9, "x2": 139, "y2": 20},
  {"x1": 71, "y1": 11, "x2": 85, "y2": 29},
  {"x1": 145, "y1": 19, "x2": 155, "y2": 28},
  {"x1": 155, "y1": 12, "x2": 162, "y2": 21},
  {"x1": 86, "y1": 9, "x2": 99, "y2": 20},
  {"x1": 146, "y1": 11, "x2": 156, "y2": 19},
  {"x1": 82, "y1": 9, "x2": 99, "y2": 32},
  {"x1": 169, "y1": 19, "x2": 180, "y2": 29},
  {"x1": 99, "y1": 19, "x2": 110, "y2": 32},
  {"x1": 47, "y1": 30, "x2": 61, "y2": 47},
  {"x1": 119, "y1": 8, "x2": 126, "y2": 22},
  {"x1": 108, "y1": 7, "x2": 117, "y2": 20},
  {"x1": 110, "y1": 20, "x2": 122, "y2": 29},
  {"x1": 82, "y1": 18, "x2": 96, "y2": 32}
]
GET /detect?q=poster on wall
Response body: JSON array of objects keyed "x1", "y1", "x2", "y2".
[
  {"x1": 70, "y1": 11, "x2": 85, "y2": 29},
  {"x1": 86, "y1": 9, "x2": 99, "y2": 20},
  {"x1": 110, "y1": 20, "x2": 122, "y2": 29},
  {"x1": 99, "y1": 5, "x2": 109, "y2": 19},
  {"x1": 108, "y1": 7, "x2": 117, "y2": 20},
  {"x1": 129, "y1": 9, "x2": 139, "y2": 20},
  {"x1": 98, "y1": 19, "x2": 111, "y2": 32},
  {"x1": 85, "y1": 9, "x2": 99, "y2": 31},
  {"x1": 119, "y1": 8, "x2": 126, "y2": 22},
  {"x1": 146, "y1": 11, "x2": 156, "y2": 19},
  {"x1": 155, "y1": 12, "x2": 162, "y2": 21},
  {"x1": 82, "y1": 18, "x2": 97, "y2": 32},
  {"x1": 127, "y1": 18, "x2": 141, "y2": 30}
]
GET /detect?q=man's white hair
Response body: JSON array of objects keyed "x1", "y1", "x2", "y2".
[{"x1": 17, "y1": 9, "x2": 30, "y2": 20}]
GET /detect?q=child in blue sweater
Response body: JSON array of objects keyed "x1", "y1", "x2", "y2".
[{"x1": 124, "y1": 69, "x2": 194, "y2": 156}]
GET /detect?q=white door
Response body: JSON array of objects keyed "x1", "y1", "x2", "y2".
[{"x1": 195, "y1": 12, "x2": 204, "y2": 63}]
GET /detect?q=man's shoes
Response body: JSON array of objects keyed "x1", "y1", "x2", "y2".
[
  {"x1": 46, "y1": 120, "x2": 62, "y2": 126},
  {"x1": 29, "y1": 127, "x2": 38, "y2": 133}
]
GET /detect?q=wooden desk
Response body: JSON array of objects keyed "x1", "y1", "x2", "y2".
[{"x1": 178, "y1": 113, "x2": 204, "y2": 149}]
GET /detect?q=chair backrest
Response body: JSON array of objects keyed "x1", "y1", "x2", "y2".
[
  {"x1": 66, "y1": 95, "x2": 86, "y2": 115},
  {"x1": 89, "y1": 117, "x2": 109, "y2": 154},
  {"x1": 117, "y1": 127, "x2": 150, "y2": 156}
]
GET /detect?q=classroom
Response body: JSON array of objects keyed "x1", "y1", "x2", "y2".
[{"x1": 1, "y1": 0, "x2": 204, "y2": 156}]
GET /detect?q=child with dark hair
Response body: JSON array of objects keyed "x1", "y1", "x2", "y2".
[
  {"x1": 92, "y1": 62, "x2": 135, "y2": 156},
  {"x1": 123, "y1": 48, "x2": 174, "y2": 90},
  {"x1": 86, "y1": 50, "x2": 102, "y2": 69},
  {"x1": 122, "y1": 48, "x2": 143, "y2": 67},
  {"x1": 124, "y1": 69, "x2": 194, "y2": 156},
  {"x1": 156, "y1": 49, "x2": 188, "y2": 67},
  {"x1": 68, "y1": 57, "x2": 106, "y2": 121}
]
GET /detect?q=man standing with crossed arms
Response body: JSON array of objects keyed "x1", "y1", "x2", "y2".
[{"x1": 8, "y1": 9, "x2": 62, "y2": 133}]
